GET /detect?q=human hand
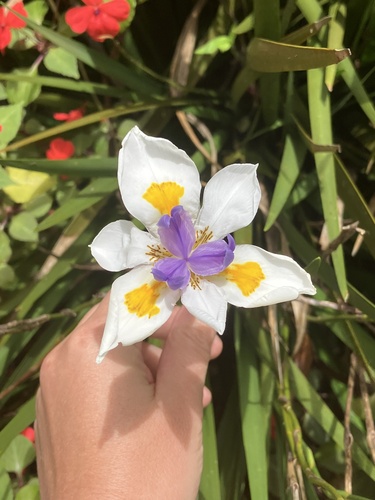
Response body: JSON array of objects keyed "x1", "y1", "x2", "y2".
[{"x1": 36, "y1": 295, "x2": 222, "y2": 499}]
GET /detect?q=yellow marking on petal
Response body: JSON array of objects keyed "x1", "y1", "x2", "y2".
[
  {"x1": 142, "y1": 182, "x2": 184, "y2": 214},
  {"x1": 222, "y1": 261, "x2": 265, "y2": 296},
  {"x1": 124, "y1": 281, "x2": 165, "y2": 318}
]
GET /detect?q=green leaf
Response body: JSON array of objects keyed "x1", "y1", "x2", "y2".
[
  {"x1": 0, "y1": 166, "x2": 15, "y2": 188},
  {"x1": 0, "y1": 435, "x2": 36, "y2": 475},
  {"x1": 6, "y1": 66, "x2": 41, "y2": 107},
  {"x1": 0, "y1": 398, "x2": 36, "y2": 455},
  {"x1": 232, "y1": 14, "x2": 254, "y2": 35},
  {"x1": 0, "y1": 264, "x2": 16, "y2": 290},
  {"x1": 325, "y1": 2, "x2": 347, "y2": 91},
  {"x1": 3, "y1": 168, "x2": 55, "y2": 204},
  {"x1": 340, "y1": 58, "x2": 375, "y2": 126},
  {"x1": 289, "y1": 360, "x2": 375, "y2": 482},
  {"x1": 329, "y1": 320, "x2": 375, "y2": 382},
  {"x1": 307, "y1": 65, "x2": 347, "y2": 300},
  {"x1": 2, "y1": 158, "x2": 117, "y2": 177},
  {"x1": 1, "y1": 97, "x2": 193, "y2": 154},
  {"x1": 25, "y1": 0, "x2": 49, "y2": 24},
  {"x1": 195, "y1": 34, "x2": 235, "y2": 55},
  {"x1": 44, "y1": 47, "x2": 80, "y2": 79},
  {"x1": 281, "y1": 16, "x2": 331, "y2": 45},
  {"x1": 265, "y1": 131, "x2": 306, "y2": 230},
  {"x1": 248, "y1": 38, "x2": 351, "y2": 73},
  {"x1": 0, "y1": 104, "x2": 23, "y2": 147},
  {"x1": 296, "y1": 0, "x2": 375, "y2": 125},
  {"x1": 38, "y1": 178, "x2": 117, "y2": 231},
  {"x1": 199, "y1": 396, "x2": 221, "y2": 500},
  {"x1": 17, "y1": 14, "x2": 161, "y2": 96},
  {"x1": 0, "y1": 72, "x2": 129, "y2": 98},
  {"x1": 15, "y1": 480, "x2": 40, "y2": 500},
  {"x1": 9, "y1": 212, "x2": 38, "y2": 243},
  {"x1": 0, "y1": 82, "x2": 7, "y2": 100},
  {"x1": 235, "y1": 311, "x2": 269, "y2": 500},
  {"x1": 0, "y1": 231, "x2": 11, "y2": 264},
  {"x1": 217, "y1": 385, "x2": 246, "y2": 500},
  {"x1": 22, "y1": 194, "x2": 53, "y2": 219},
  {"x1": 0, "y1": 466, "x2": 13, "y2": 500},
  {"x1": 279, "y1": 213, "x2": 375, "y2": 321},
  {"x1": 335, "y1": 154, "x2": 375, "y2": 260}
]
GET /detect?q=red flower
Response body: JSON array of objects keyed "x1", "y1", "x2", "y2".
[
  {"x1": 21, "y1": 427, "x2": 35, "y2": 443},
  {"x1": 46, "y1": 138, "x2": 75, "y2": 160},
  {"x1": 0, "y1": 2, "x2": 27, "y2": 53},
  {"x1": 53, "y1": 107, "x2": 85, "y2": 122},
  {"x1": 65, "y1": 0, "x2": 130, "y2": 42}
]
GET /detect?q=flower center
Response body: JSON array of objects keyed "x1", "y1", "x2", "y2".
[{"x1": 151, "y1": 205, "x2": 235, "y2": 290}]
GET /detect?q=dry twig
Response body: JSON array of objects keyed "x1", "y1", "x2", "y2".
[
  {"x1": 357, "y1": 362, "x2": 375, "y2": 464},
  {"x1": 344, "y1": 353, "x2": 356, "y2": 493}
]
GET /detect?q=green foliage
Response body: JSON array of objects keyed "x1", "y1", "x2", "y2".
[
  {"x1": 0, "y1": 0, "x2": 374, "y2": 498},
  {"x1": 0, "y1": 436, "x2": 35, "y2": 475}
]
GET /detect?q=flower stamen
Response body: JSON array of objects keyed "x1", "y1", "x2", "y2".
[
  {"x1": 146, "y1": 244, "x2": 171, "y2": 262},
  {"x1": 194, "y1": 227, "x2": 213, "y2": 249},
  {"x1": 189, "y1": 272, "x2": 202, "y2": 290}
]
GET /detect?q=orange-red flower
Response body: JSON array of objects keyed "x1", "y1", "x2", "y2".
[
  {"x1": 65, "y1": 0, "x2": 130, "y2": 42},
  {"x1": 46, "y1": 138, "x2": 75, "y2": 160},
  {"x1": 53, "y1": 107, "x2": 85, "y2": 122},
  {"x1": 0, "y1": 2, "x2": 27, "y2": 53}
]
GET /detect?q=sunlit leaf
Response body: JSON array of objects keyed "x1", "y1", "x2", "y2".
[
  {"x1": 325, "y1": 2, "x2": 347, "y2": 91},
  {"x1": 25, "y1": 0, "x2": 49, "y2": 24},
  {"x1": 3, "y1": 168, "x2": 55, "y2": 204},
  {"x1": 44, "y1": 48, "x2": 80, "y2": 80},
  {"x1": 307, "y1": 65, "x2": 347, "y2": 300},
  {"x1": 195, "y1": 34, "x2": 235, "y2": 55}
]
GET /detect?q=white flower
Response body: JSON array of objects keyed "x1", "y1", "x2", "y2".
[{"x1": 91, "y1": 127, "x2": 316, "y2": 363}]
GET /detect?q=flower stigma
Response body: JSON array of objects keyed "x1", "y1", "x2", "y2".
[{"x1": 150, "y1": 205, "x2": 235, "y2": 291}]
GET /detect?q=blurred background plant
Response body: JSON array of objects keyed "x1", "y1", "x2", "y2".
[{"x1": 0, "y1": 0, "x2": 374, "y2": 498}]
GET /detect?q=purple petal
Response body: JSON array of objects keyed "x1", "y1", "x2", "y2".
[
  {"x1": 157, "y1": 205, "x2": 196, "y2": 259},
  {"x1": 227, "y1": 234, "x2": 235, "y2": 252},
  {"x1": 152, "y1": 257, "x2": 190, "y2": 290},
  {"x1": 188, "y1": 240, "x2": 234, "y2": 276}
]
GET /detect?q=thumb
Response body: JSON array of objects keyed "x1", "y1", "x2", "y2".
[{"x1": 156, "y1": 307, "x2": 217, "y2": 412}]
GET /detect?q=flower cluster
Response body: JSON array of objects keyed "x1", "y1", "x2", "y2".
[
  {"x1": 0, "y1": 1, "x2": 27, "y2": 53},
  {"x1": 65, "y1": 0, "x2": 130, "y2": 43},
  {"x1": 91, "y1": 127, "x2": 316, "y2": 363},
  {"x1": 53, "y1": 107, "x2": 84, "y2": 122}
]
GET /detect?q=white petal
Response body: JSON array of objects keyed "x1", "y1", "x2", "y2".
[
  {"x1": 97, "y1": 265, "x2": 180, "y2": 363},
  {"x1": 196, "y1": 164, "x2": 261, "y2": 239},
  {"x1": 118, "y1": 127, "x2": 201, "y2": 233},
  {"x1": 209, "y1": 245, "x2": 316, "y2": 308},
  {"x1": 126, "y1": 227, "x2": 160, "y2": 268},
  {"x1": 181, "y1": 280, "x2": 227, "y2": 334},
  {"x1": 90, "y1": 220, "x2": 134, "y2": 272}
]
